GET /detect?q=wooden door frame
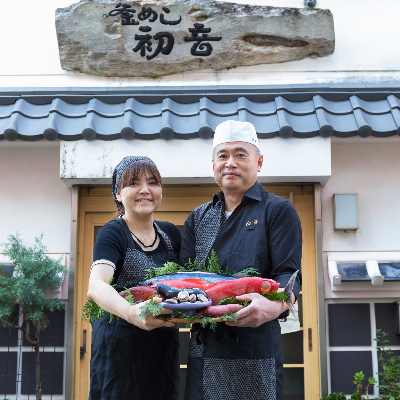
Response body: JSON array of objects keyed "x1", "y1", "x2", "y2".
[
  {"x1": 315, "y1": 183, "x2": 328, "y2": 398},
  {"x1": 65, "y1": 186, "x2": 78, "y2": 400},
  {"x1": 67, "y1": 184, "x2": 321, "y2": 400}
]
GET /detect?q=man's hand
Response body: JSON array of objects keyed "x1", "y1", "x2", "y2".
[{"x1": 224, "y1": 293, "x2": 286, "y2": 328}]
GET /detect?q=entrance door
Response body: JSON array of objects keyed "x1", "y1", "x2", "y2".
[{"x1": 74, "y1": 185, "x2": 319, "y2": 400}]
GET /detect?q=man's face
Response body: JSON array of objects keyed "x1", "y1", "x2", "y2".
[{"x1": 212, "y1": 141, "x2": 263, "y2": 194}]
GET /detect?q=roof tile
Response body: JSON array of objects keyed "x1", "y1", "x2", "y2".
[{"x1": 1, "y1": 94, "x2": 400, "y2": 141}]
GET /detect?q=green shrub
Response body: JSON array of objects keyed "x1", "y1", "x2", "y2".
[
  {"x1": 321, "y1": 393, "x2": 346, "y2": 400},
  {"x1": 321, "y1": 371, "x2": 376, "y2": 400},
  {"x1": 375, "y1": 329, "x2": 400, "y2": 400}
]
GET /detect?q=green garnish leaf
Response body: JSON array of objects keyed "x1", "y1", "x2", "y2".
[
  {"x1": 219, "y1": 312, "x2": 238, "y2": 322},
  {"x1": 81, "y1": 298, "x2": 108, "y2": 323},
  {"x1": 81, "y1": 278, "x2": 119, "y2": 323},
  {"x1": 138, "y1": 295, "x2": 163, "y2": 319},
  {"x1": 262, "y1": 291, "x2": 289, "y2": 302},
  {"x1": 199, "y1": 316, "x2": 218, "y2": 331},
  {"x1": 144, "y1": 261, "x2": 188, "y2": 279},
  {"x1": 217, "y1": 297, "x2": 250, "y2": 307},
  {"x1": 237, "y1": 267, "x2": 260, "y2": 277}
]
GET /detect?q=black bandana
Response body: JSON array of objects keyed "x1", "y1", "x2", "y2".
[{"x1": 112, "y1": 156, "x2": 157, "y2": 210}]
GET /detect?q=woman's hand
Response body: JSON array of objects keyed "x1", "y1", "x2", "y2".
[
  {"x1": 126, "y1": 297, "x2": 175, "y2": 331},
  {"x1": 88, "y1": 264, "x2": 175, "y2": 330}
]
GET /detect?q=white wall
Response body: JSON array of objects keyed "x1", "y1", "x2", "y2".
[
  {"x1": 321, "y1": 138, "x2": 400, "y2": 253},
  {"x1": 0, "y1": 0, "x2": 399, "y2": 87},
  {"x1": 60, "y1": 136, "x2": 331, "y2": 186},
  {"x1": 0, "y1": 143, "x2": 72, "y2": 253}
]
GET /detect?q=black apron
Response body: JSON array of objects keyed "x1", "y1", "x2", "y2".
[
  {"x1": 89, "y1": 220, "x2": 180, "y2": 400},
  {"x1": 185, "y1": 321, "x2": 283, "y2": 400}
]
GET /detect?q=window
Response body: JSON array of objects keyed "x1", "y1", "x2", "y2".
[{"x1": 326, "y1": 300, "x2": 400, "y2": 398}]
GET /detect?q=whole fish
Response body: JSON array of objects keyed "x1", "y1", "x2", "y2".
[
  {"x1": 140, "y1": 271, "x2": 238, "y2": 286},
  {"x1": 205, "y1": 271, "x2": 299, "y2": 319},
  {"x1": 205, "y1": 277, "x2": 280, "y2": 303}
]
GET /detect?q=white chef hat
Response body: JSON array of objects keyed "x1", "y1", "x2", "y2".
[{"x1": 213, "y1": 120, "x2": 259, "y2": 150}]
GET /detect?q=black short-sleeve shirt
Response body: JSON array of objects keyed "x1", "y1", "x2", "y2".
[{"x1": 93, "y1": 218, "x2": 181, "y2": 291}]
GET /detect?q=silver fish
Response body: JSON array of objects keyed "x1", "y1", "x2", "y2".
[{"x1": 140, "y1": 271, "x2": 238, "y2": 286}]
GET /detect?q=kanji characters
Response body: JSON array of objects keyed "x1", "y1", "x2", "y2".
[
  {"x1": 108, "y1": 3, "x2": 138, "y2": 25},
  {"x1": 185, "y1": 23, "x2": 222, "y2": 56},
  {"x1": 108, "y1": 3, "x2": 223, "y2": 59},
  {"x1": 133, "y1": 28, "x2": 174, "y2": 60}
]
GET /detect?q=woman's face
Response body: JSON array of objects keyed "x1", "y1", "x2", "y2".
[{"x1": 116, "y1": 171, "x2": 162, "y2": 217}]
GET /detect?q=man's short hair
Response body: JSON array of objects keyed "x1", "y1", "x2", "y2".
[{"x1": 212, "y1": 145, "x2": 261, "y2": 160}]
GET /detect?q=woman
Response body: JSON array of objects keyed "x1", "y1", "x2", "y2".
[{"x1": 87, "y1": 156, "x2": 181, "y2": 400}]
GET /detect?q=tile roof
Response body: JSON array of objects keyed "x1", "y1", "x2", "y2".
[{"x1": 1, "y1": 91, "x2": 400, "y2": 141}]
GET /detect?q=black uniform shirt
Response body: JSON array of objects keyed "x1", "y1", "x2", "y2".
[
  {"x1": 180, "y1": 181, "x2": 302, "y2": 297},
  {"x1": 93, "y1": 219, "x2": 181, "y2": 292}
]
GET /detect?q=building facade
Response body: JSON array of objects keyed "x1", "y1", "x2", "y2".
[{"x1": 0, "y1": 0, "x2": 399, "y2": 399}]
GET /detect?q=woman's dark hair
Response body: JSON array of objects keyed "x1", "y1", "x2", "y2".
[{"x1": 114, "y1": 161, "x2": 163, "y2": 219}]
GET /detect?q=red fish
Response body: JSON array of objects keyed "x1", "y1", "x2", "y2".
[
  {"x1": 205, "y1": 277, "x2": 281, "y2": 305},
  {"x1": 118, "y1": 286, "x2": 157, "y2": 302},
  {"x1": 151, "y1": 278, "x2": 209, "y2": 291}
]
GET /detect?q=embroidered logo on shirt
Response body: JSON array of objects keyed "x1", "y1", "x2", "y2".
[
  {"x1": 254, "y1": 220, "x2": 258, "y2": 224},
  {"x1": 246, "y1": 221, "x2": 251, "y2": 226}
]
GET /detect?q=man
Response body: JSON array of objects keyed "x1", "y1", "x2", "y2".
[{"x1": 180, "y1": 120, "x2": 302, "y2": 400}]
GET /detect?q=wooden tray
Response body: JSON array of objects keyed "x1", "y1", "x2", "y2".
[{"x1": 158, "y1": 317, "x2": 224, "y2": 323}]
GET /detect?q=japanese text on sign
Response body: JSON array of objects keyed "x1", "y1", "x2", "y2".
[{"x1": 108, "y1": 3, "x2": 222, "y2": 60}]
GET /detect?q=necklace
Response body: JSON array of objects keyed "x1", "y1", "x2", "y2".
[{"x1": 131, "y1": 229, "x2": 158, "y2": 248}]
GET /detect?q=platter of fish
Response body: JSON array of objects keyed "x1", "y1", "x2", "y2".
[
  {"x1": 119, "y1": 270, "x2": 299, "y2": 322},
  {"x1": 82, "y1": 251, "x2": 300, "y2": 327}
]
